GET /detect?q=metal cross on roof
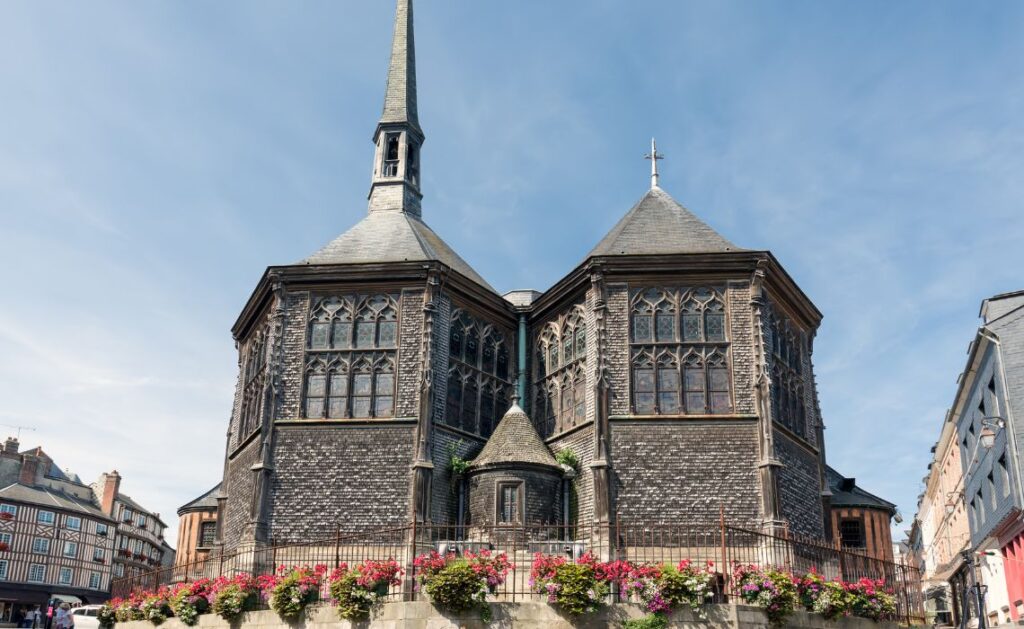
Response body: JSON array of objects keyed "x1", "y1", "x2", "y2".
[{"x1": 644, "y1": 138, "x2": 664, "y2": 189}]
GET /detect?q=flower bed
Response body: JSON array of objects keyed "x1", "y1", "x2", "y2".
[
  {"x1": 413, "y1": 550, "x2": 510, "y2": 621},
  {"x1": 329, "y1": 559, "x2": 403, "y2": 621}
]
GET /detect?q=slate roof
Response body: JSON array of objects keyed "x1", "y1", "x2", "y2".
[
  {"x1": 470, "y1": 403, "x2": 559, "y2": 470},
  {"x1": 301, "y1": 210, "x2": 495, "y2": 292},
  {"x1": 826, "y1": 466, "x2": 896, "y2": 513},
  {"x1": 0, "y1": 482, "x2": 112, "y2": 520},
  {"x1": 588, "y1": 187, "x2": 744, "y2": 258},
  {"x1": 380, "y1": 0, "x2": 420, "y2": 134},
  {"x1": 177, "y1": 483, "x2": 221, "y2": 516}
]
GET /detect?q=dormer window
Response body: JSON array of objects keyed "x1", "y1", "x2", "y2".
[
  {"x1": 407, "y1": 143, "x2": 419, "y2": 185},
  {"x1": 383, "y1": 134, "x2": 400, "y2": 177}
]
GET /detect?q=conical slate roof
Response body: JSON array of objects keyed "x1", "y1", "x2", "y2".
[
  {"x1": 301, "y1": 211, "x2": 495, "y2": 292},
  {"x1": 379, "y1": 0, "x2": 420, "y2": 133},
  {"x1": 470, "y1": 403, "x2": 559, "y2": 470},
  {"x1": 588, "y1": 187, "x2": 743, "y2": 257},
  {"x1": 177, "y1": 483, "x2": 221, "y2": 516}
]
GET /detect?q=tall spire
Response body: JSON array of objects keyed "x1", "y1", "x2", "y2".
[
  {"x1": 368, "y1": 0, "x2": 424, "y2": 216},
  {"x1": 380, "y1": 0, "x2": 420, "y2": 133}
]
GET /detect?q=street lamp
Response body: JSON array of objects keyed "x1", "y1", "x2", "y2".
[{"x1": 978, "y1": 417, "x2": 1006, "y2": 450}]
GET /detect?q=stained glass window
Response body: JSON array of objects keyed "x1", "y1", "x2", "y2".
[
  {"x1": 657, "y1": 365, "x2": 680, "y2": 414},
  {"x1": 305, "y1": 374, "x2": 326, "y2": 418},
  {"x1": 634, "y1": 366, "x2": 655, "y2": 414},
  {"x1": 633, "y1": 315, "x2": 652, "y2": 342},
  {"x1": 684, "y1": 355, "x2": 706, "y2": 413}
]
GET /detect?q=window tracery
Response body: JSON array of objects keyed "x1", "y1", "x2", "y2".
[
  {"x1": 629, "y1": 287, "x2": 732, "y2": 415},
  {"x1": 445, "y1": 309, "x2": 513, "y2": 437},
  {"x1": 302, "y1": 293, "x2": 399, "y2": 419},
  {"x1": 533, "y1": 304, "x2": 587, "y2": 437},
  {"x1": 768, "y1": 309, "x2": 808, "y2": 438},
  {"x1": 238, "y1": 328, "x2": 267, "y2": 440}
]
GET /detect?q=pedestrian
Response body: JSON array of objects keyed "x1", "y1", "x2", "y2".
[
  {"x1": 31, "y1": 606, "x2": 41, "y2": 629},
  {"x1": 54, "y1": 604, "x2": 72, "y2": 629},
  {"x1": 13, "y1": 606, "x2": 24, "y2": 628}
]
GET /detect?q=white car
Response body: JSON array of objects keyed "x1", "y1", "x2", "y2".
[{"x1": 70, "y1": 605, "x2": 103, "y2": 629}]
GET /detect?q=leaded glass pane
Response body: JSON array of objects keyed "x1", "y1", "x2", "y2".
[
  {"x1": 682, "y1": 314, "x2": 701, "y2": 342},
  {"x1": 482, "y1": 345, "x2": 495, "y2": 374},
  {"x1": 375, "y1": 373, "x2": 394, "y2": 396},
  {"x1": 709, "y1": 367, "x2": 729, "y2": 392},
  {"x1": 446, "y1": 379, "x2": 462, "y2": 426},
  {"x1": 480, "y1": 394, "x2": 494, "y2": 437},
  {"x1": 635, "y1": 393, "x2": 655, "y2": 414},
  {"x1": 328, "y1": 397, "x2": 347, "y2": 419},
  {"x1": 659, "y1": 392, "x2": 679, "y2": 414},
  {"x1": 634, "y1": 369, "x2": 655, "y2": 392},
  {"x1": 355, "y1": 322, "x2": 375, "y2": 348},
  {"x1": 378, "y1": 321, "x2": 397, "y2": 348},
  {"x1": 549, "y1": 345, "x2": 559, "y2": 370},
  {"x1": 684, "y1": 367, "x2": 704, "y2": 392},
  {"x1": 305, "y1": 398, "x2": 324, "y2": 419},
  {"x1": 307, "y1": 374, "x2": 326, "y2": 397},
  {"x1": 450, "y1": 329, "x2": 463, "y2": 360},
  {"x1": 331, "y1": 322, "x2": 351, "y2": 349},
  {"x1": 656, "y1": 313, "x2": 675, "y2": 342},
  {"x1": 705, "y1": 313, "x2": 725, "y2": 342},
  {"x1": 310, "y1": 323, "x2": 330, "y2": 349},
  {"x1": 374, "y1": 396, "x2": 394, "y2": 417},
  {"x1": 353, "y1": 373, "x2": 372, "y2": 396},
  {"x1": 497, "y1": 346, "x2": 509, "y2": 380},
  {"x1": 574, "y1": 380, "x2": 586, "y2": 422},
  {"x1": 351, "y1": 398, "x2": 370, "y2": 418},
  {"x1": 462, "y1": 381, "x2": 478, "y2": 432},
  {"x1": 563, "y1": 336, "x2": 573, "y2": 364},
  {"x1": 330, "y1": 374, "x2": 348, "y2": 396},
  {"x1": 465, "y1": 329, "x2": 479, "y2": 366},
  {"x1": 658, "y1": 368, "x2": 679, "y2": 392},
  {"x1": 710, "y1": 392, "x2": 730, "y2": 415},
  {"x1": 575, "y1": 329, "x2": 586, "y2": 358},
  {"x1": 633, "y1": 315, "x2": 652, "y2": 342},
  {"x1": 685, "y1": 392, "x2": 706, "y2": 413},
  {"x1": 560, "y1": 387, "x2": 573, "y2": 423}
]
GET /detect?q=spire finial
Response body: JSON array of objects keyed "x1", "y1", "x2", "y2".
[{"x1": 644, "y1": 138, "x2": 664, "y2": 189}]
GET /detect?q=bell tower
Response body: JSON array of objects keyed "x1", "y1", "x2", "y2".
[{"x1": 368, "y1": 0, "x2": 424, "y2": 217}]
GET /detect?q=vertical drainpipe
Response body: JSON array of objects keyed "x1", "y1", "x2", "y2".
[{"x1": 517, "y1": 314, "x2": 527, "y2": 402}]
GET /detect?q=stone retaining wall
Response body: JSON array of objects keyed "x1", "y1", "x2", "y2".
[{"x1": 116, "y1": 604, "x2": 903, "y2": 629}]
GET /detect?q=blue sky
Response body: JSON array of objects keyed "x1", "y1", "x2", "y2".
[{"x1": 1, "y1": 1, "x2": 1022, "y2": 542}]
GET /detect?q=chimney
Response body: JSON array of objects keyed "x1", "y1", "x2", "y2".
[
  {"x1": 3, "y1": 437, "x2": 18, "y2": 455},
  {"x1": 98, "y1": 471, "x2": 121, "y2": 516},
  {"x1": 19, "y1": 454, "x2": 40, "y2": 486}
]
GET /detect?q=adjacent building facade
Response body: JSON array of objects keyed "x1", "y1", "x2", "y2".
[
  {"x1": 915, "y1": 289, "x2": 1024, "y2": 627},
  {"x1": 826, "y1": 466, "x2": 897, "y2": 563},
  {"x1": 211, "y1": 0, "x2": 838, "y2": 554},
  {"x1": 0, "y1": 438, "x2": 169, "y2": 614},
  {"x1": 174, "y1": 485, "x2": 219, "y2": 571}
]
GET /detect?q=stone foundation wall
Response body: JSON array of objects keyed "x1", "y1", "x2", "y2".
[{"x1": 115, "y1": 603, "x2": 901, "y2": 629}]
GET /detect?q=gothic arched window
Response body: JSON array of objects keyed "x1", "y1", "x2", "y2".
[
  {"x1": 769, "y1": 308, "x2": 809, "y2": 439},
  {"x1": 629, "y1": 287, "x2": 731, "y2": 416},
  {"x1": 533, "y1": 304, "x2": 588, "y2": 436},
  {"x1": 445, "y1": 309, "x2": 514, "y2": 438},
  {"x1": 239, "y1": 328, "x2": 267, "y2": 440}
]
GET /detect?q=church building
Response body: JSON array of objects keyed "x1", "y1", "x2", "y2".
[{"x1": 215, "y1": 0, "x2": 832, "y2": 551}]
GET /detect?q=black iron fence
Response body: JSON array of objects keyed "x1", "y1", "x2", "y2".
[{"x1": 112, "y1": 520, "x2": 925, "y2": 624}]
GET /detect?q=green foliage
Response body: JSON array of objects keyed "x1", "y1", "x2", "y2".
[
  {"x1": 655, "y1": 562, "x2": 715, "y2": 615},
  {"x1": 624, "y1": 613, "x2": 669, "y2": 629},
  {"x1": 422, "y1": 561, "x2": 492, "y2": 622},
  {"x1": 211, "y1": 584, "x2": 257, "y2": 622},
  {"x1": 549, "y1": 562, "x2": 610, "y2": 616},
  {"x1": 267, "y1": 569, "x2": 322, "y2": 621},
  {"x1": 330, "y1": 571, "x2": 379, "y2": 621},
  {"x1": 555, "y1": 448, "x2": 579, "y2": 470},
  {"x1": 447, "y1": 441, "x2": 470, "y2": 476}
]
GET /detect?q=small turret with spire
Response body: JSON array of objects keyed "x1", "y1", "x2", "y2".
[{"x1": 368, "y1": 0, "x2": 424, "y2": 217}]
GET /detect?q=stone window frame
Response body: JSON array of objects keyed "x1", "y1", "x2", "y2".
[
  {"x1": 768, "y1": 307, "x2": 809, "y2": 439},
  {"x1": 445, "y1": 309, "x2": 514, "y2": 438},
  {"x1": 533, "y1": 303, "x2": 587, "y2": 438},
  {"x1": 198, "y1": 521, "x2": 216, "y2": 549},
  {"x1": 628, "y1": 287, "x2": 733, "y2": 416},
  {"x1": 495, "y1": 479, "x2": 525, "y2": 526},
  {"x1": 301, "y1": 293, "x2": 401, "y2": 421},
  {"x1": 838, "y1": 516, "x2": 866, "y2": 549}
]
